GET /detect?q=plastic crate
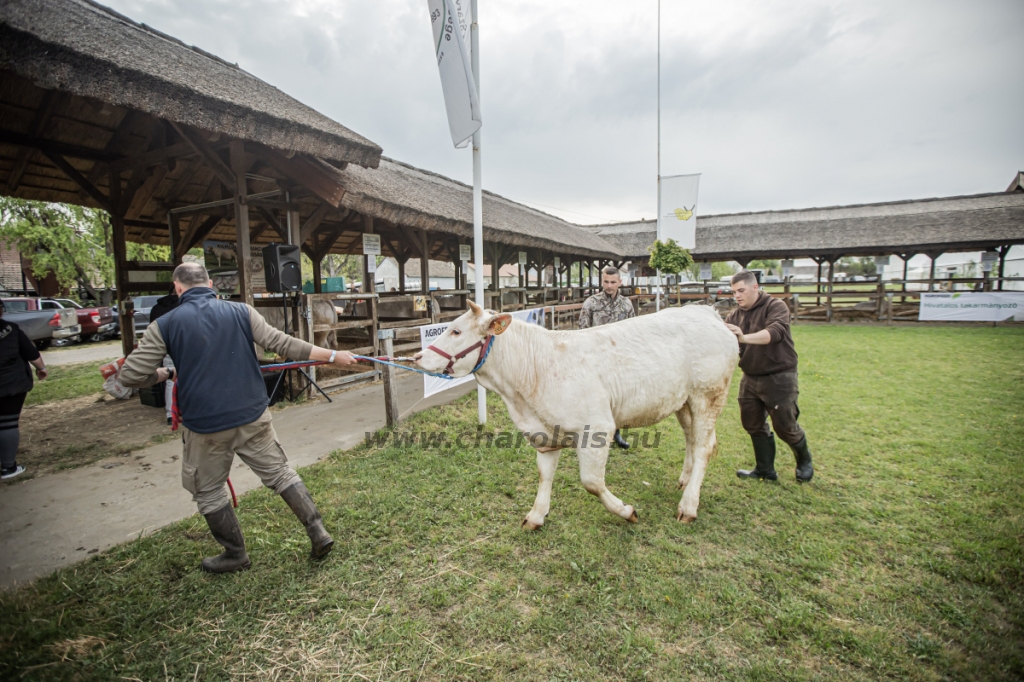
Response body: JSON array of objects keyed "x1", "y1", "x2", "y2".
[{"x1": 139, "y1": 381, "x2": 166, "y2": 408}]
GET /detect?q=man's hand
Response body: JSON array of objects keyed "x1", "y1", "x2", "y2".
[
  {"x1": 725, "y1": 323, "x2": 744, "y2": 342},
  {"x1": 35, "y1": 367, "x2": 48, "y2": 380},
  {"x1": 332, "y1": 350, "x2": 357, "y2": 367},
  {"x1": 156, "y1": 367, "x2": 172, "y2": 382}
]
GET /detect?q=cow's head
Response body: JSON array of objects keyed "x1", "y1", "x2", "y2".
[{"x1": 413, "y1": 300, "x2": 512, "y2": 377}]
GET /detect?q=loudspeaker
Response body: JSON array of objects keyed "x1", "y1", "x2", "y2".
[{"x1": 263, "y1": 244, "x2": 301, "y2": 293}]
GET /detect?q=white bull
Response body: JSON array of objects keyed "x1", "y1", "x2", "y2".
[
  {"x1": 259, "y1": 300, "x2": 338, "y2": 349},
  {"x1": 414, "y1": 301, "x2": 738, "y2": 528}
]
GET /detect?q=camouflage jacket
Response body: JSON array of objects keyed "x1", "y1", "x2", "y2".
[{"x1": 578, "y1": 291, "x2": 636, "y2": 329}]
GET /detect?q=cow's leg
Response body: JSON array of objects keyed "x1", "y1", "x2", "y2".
[
  {"x1": 677, "y1": 389, "x2": 729, "y2": 523},
  {"x1": 578, "y1": 440, "x2": 639, "y2": 523},
  {"x1": 523, "y1": 449, "x2": 561, "y2": 530},
  {"x1": 675, "y1": 402, "x2": 696, "y2": 490}
]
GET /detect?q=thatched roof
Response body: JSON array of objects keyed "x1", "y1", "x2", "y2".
[
  {"x1": 0, "y1": 0, "x2": 382, "y2": 168},
  {"x1": 581, "y1": 192, "x2": 1024, "y2": 261},
  {"x1": 336, "y1": 158, "x2": 623, "y2": 259}
]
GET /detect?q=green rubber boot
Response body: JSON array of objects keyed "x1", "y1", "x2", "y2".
[
  {"x1": 790, "y1": 436, "x2": 814, "y2": 482},
  {"x1": 201, "y1": 504, "x2": 251, "y2": 574},
  {"x1": 736, "y1": 434, "x2": 778, "y2": 481}
]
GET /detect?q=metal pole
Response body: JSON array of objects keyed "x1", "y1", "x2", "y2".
[
  {"x1": 471, "y1": 0, "x2": 486, "y2": 424},
  {"x1": 655, "y1": 0, "x2": 661, "y2": 313}
]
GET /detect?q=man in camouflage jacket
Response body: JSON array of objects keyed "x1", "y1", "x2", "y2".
[
  {"x1": 579, "y1": 266, "x2": 636, "y2": 329},
  {"x1": 579, "y1": 266, "x2": 635, "y2": 449}
]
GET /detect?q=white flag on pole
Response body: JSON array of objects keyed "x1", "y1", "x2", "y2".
[
  {"x1": 658, "y1": 173, "x2": 700, "y2": 249},
  {"x1": 428, "y1": 0, "x2": 481, "y2": 148}
]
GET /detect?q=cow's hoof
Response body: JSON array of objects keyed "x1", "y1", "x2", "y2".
[
  {"x1": 521, "y1": 517, "x2": 543, "y2": 531},
  {"x1": 676, "y1": 510, "x2": 697, "y2": 523},
  {"x1": 625, "y1": 507, "x2": 639, "y2": 523}
]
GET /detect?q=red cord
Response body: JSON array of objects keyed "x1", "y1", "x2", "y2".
[{"x1": 227, "y1": 477, "x2": 238, "y2": 508}]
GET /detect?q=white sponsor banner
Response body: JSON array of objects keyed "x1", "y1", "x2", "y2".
[
  {"x1": 919, "y1": 292, "x2": 1024, "y2": 321},
  {"x1": 419, "y1": 306, "x2": 545, "y2": 398},
  {"x1": 428, "y1": 0, "x2": 481, "y2": 148},
  {"x1": 658, "y1": 173, "x2": 700, "y2": 249}
]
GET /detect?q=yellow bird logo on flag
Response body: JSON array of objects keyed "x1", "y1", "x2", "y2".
[{"x1": 673, "y1": 205, "x2": 694, "y2": 221}]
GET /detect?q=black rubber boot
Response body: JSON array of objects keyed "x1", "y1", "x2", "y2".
[
  {"x1": 613, "y1": 429, "x2": 631, "y2": 450},
  {"x1": 736, "y1": 434, "x2": 778, "y2": 481},
  {"x1": 790, "y1": 436, "x2": 814, "y2": 482},
  {"x1": 201, "y1": 504, "x2": 251, "y2": 574},
  {"x1": 280, "y1": 482, "x2": 334, "y2": 560}
]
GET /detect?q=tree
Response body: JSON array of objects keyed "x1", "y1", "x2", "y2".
[
  {"x1": 837, "y1": 256, "x2": 875, "y2": 277},
  {"x1": 648, "y1": 239, "x2": 693, "y2": 275},
  {"x1": 0, "y1": 197, "x2": 115, "y2": 302},
  {"x1": 689, "y1": 261, "x2": 737, "y2": 281},
  {"x1": 749, "y1": 259, "x2": 780, "y2": 275}
]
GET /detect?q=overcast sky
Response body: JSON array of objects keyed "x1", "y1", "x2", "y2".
[{"x1": 104, "y1": 0, "x2": 1023, "y2": 224}]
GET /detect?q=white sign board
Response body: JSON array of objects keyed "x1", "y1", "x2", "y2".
[
  {"x1": 460, "y1": 244, "x2": 472, "y2": 261},
  {"x1": 553, "y1": 257, "x2": 560, "y2": 271},
  {"x1": 699, "y1": 263, "x2": 712, "y2": 281},
  {"x1": 366, "y1": 258, "x2": 377, "y2": 274},
  {"x1": 362, "y1": 234, "x2": 381, "y2": 256},
  {"x1": 658, "y1": 173, "x2": 700, "y2": 249},
  {"x1": 919, "y1": 292, "x2": 1024, "y2": 322},
  {"x1": 419, "y1": 307, "x2": 546, "y2": 398},
  {"x1": 519, "y1": 251, "x2": 527, "y2": 266},
  {"x1": 981, "y1": 251, "x2": 998, "y2": 273}
]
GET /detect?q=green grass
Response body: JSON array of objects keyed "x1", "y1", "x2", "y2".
[
  {"x1": 24, "y1": 361, "x2": 106, "y2": 407},
  {"x1": 1, "y1": 326, "x2": 1022, "y2": 680}
]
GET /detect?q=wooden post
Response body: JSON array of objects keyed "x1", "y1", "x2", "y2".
[
  {"x1": 826, "y1": 258, "x2": 835, "y2": 323},
  {"x1": 997, "y1": 245, "x2": 1009, "y2": 291},
  {"x1": 420, "y1": 230, "x2": 430, "y2": 294},
  {"x1": 379, "y1": 329, "x2": 400, "y2": 427},
  {"x1": 286, "y1": 191, "x2": 301, "y2": 246},
  {"x1": 362, "y1": 216, "x2": 374, "y2": 294},
  {"x1": 312, "y1": 255, "x2": 322, "y2": 293},
  {"x1": 229, "y1": 140, "x2": 253, "y2": 306},
  {"x1": 928, "y1": 253, "x2": 937, "y2": 292},
  {"x1": 168, "y1": 213, "x2": 182, "y2": 266},
  {"x1": 108, "y1": 170, "x2": 134, "y2": 358},
  {"x1": 398, "y1": 257, "x2": 408, "y2": 292},
  {"x1": 887, "y1": 293, "x2": 894, "y2": 326}
]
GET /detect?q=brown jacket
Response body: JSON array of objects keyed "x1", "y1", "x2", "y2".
[{"x1": 725, "y1": 291, "x2": 797, "y2": 376}]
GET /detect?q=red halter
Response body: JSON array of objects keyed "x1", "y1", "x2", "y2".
[{"x1": 425, "y1": 335, "x2": 494, "y2": 376}]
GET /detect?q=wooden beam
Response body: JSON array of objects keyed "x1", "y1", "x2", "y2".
[
  {"x1": 0, "y1": 130, "x2": 115, "y2": 163},
  {"x1": 7, "y1": 90, "x2": 61, "y2": 192},
  {"x1": 170, "y1": 122, "x2": 235, "y2": 190},
  {"x1": 107, "y1": 142, "x2": 196, "y2": 175},
  {"x1": 399, "y1": 225, "x2": 425, "y2": 259},
  {"x1": 362, "y1": 215, "x2": 374, "y2": 294},
  {"x1": 125, "y1": 164, "x2": 169, "y2": 220},
  {"x1": 420, "y1": 229, "x2": 430, "y2": 294},
  {"x1": 255, "y1": 206, "x2": 287, "y2": 241},
  {"x1": 299, "y1": 203, "x2": 332, "y2": 244},
  {"x1": 229, "y1": 140, "x2": 253, "y2": 305},
  {"x1": 42, "y1": 152, "x2": 112, "y2": 212},
  {"x1": 255, "y1": 145, "x2": 346, "y2": 207},
  {"x1": 154, "y1": 155, "x2": 203, "y2": 220}
]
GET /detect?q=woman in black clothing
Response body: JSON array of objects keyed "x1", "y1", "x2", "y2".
[{"x1": 0, "y1": 299, "x2": 48, "y2": 480}]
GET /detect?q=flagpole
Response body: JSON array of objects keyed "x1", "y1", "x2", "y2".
[
  {"x1": 471, "y1": 0, "x2": 486, "y2": 424},
  {"x1": 655, "y1": 0, "x2": 662, "y2": 313}
]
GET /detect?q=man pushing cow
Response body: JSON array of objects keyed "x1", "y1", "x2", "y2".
[
  {"x1": 724, "y1": 270, "x2": 814, "y2": 482},
  {"x1": 121, "y1": 262, "x2": 358, "y2": 573}
]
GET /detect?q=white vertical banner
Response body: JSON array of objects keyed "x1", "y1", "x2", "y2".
[
  {"x1": 428, "y1": 0, "x2": 481, "y2": 148},
  {"x1": 658, "y1": 173, "x2": 700, "y2": 249}
]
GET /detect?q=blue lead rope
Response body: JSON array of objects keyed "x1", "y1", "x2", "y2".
[{"x1": 352, "y1": 355, "x2": 454, "y2": 380}]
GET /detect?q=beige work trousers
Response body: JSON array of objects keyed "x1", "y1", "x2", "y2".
[{"x1": 180, "y1": 408, "x2": 301, "y2": 514}]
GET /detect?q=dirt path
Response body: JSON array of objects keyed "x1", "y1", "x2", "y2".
[
  {"x1": 41, "y1": 340, "x2": 122, "y2": 367},
  {"x1": 16, "y1": 393, "x2": 174, "y2": 478},
  {"x1": 0, "y1": 374, "x2": 476, "y2": 590}
]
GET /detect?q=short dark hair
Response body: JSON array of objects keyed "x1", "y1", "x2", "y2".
[
  {"x1": 730, "y1": 270, "x2": 757, "y2": 287},
  {"x1": 173, "y1": 262, "x2": 210, "y2": 287},
  {"x1": 602, "y1": 266, "x2": 621, "y2": 277}
]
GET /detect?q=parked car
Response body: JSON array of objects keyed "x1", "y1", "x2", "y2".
[
  {"x1": 129, "y1": 295, "x2": 164, "y2": 335},
  {"x1": 1, "y1": 297, "x2": 81, "y2": 349},
  {"x1": 47, "y1": 298, "x2": 115, "y2": 341}
]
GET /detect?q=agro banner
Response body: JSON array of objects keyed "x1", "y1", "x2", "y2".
[
  {"x1": 419, "y1": 306, "x2": 545, "y2": 398},
  {"x1": 427, "y1": 0, "x2": 481, "y2": 148},
  {"x1": 919, "y1": 292, "x2": 1024, "y2": 321},
  {"x1": 658, "y1": 173, "x2": 700, "y2": 249}
]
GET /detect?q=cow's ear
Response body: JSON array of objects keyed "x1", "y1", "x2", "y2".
[
  {"x1": 489, "y1": 313, "x2": 512, "y2": 335},
  {"x1": 467, "y1": 300, "x2": 483, "y2": 316}
]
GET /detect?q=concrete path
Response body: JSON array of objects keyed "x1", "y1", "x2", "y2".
[
  {"x1": 0, "y1": 374, "x2": 475, "y2": 591},
  {"x1": 42, "y1": 340, "x2": 122, "y2": 367}
]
